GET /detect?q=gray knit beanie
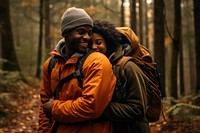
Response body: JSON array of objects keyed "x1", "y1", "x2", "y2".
[{"x1": 61, "y1": 7, "x2": 93, "y2": 36}]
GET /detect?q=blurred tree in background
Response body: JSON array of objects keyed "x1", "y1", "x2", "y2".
[
  {"x1": 0, "y1": 0, "x2": 199, "y2": 98},
  {"x1": 0, "y1": 0, "x2": 21, "y2": 71}
]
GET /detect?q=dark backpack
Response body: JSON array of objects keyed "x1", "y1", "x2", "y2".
[
  {"x1": 48, "y1": 49, "x2": 94, "y2": 99},
  {"x1": 116, "y1": 27, "x2": 163, "y2": 122}
]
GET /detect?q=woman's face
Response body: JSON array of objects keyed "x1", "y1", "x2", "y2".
[{"x1": 92, "y1": 33, "x2": 107, "y2": 54}]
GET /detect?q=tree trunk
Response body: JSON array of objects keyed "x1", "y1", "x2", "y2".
[
  {"x1": 178, "y1": 0, "x2": 184, "y2": 97},
  {"x1": 171, "y1": 0, "x2": 181, "y2": 99},
  {"x1": 145, "y1": 0, "x2": 149, "y2": 48},
  {"x1": 179, "y1": 22, "x2": 184, "y2": 96},
  {"x1": 120, "y1": 0, "x2": 125, "y2": 26},
  {"x1": 185, "y1": 1, "x2": 195, "y2": 94},
  {"x1": 130, "y1": 0, "x2": 136, "y2": 33},
  {"x1": 139, "y1": 0, "x2": 143, "y2": 44},
  {"x1": 0, "y1": 0, "x2": 20, "y2": 71},
  {"x1": 44, "y1": 0, "x2": 51, "y2": 59},
  {"x1": 193, "y1": 0, "x2": 200, "y2": 93},
  {"x1": 35, "y1": 0, "x2": 43, "y2": 78},
  {"x1": 154, "y1": 0, "x2": 165, "y2": 97}
]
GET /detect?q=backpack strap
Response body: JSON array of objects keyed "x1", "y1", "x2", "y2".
[
  {"x1": 53, "y1": 49, "x2": 94, "y2": 99},
  {"x1": 113, "y1": 56, "x2": 133, "y2": 100},
  {"x1": 48, "y1": 56, "x2": 58, "y2": 77},
  {"x1": 118, "y1": 56, "x2": 133, "y2": 78},
  {"x1": 76, "y1": 49, "x2": 94, "y2": 87},
  {"x1": 54, "y1": 71, "x2": 80, "y2": 99}
]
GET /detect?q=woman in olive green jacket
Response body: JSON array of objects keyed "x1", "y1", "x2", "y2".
[{"x1": 92, "y1": 20, "x2": 151, "y2": 133}]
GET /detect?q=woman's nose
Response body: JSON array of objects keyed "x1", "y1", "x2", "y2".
[{"x1": 92, "y1": 44, "x2": 97, "y2": 50}]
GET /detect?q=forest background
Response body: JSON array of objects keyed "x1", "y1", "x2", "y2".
[{"x1": 0, "y1": 0, "x2": 200, "y2": 132}]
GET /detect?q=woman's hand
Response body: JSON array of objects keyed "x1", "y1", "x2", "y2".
[{"x1": 43, "y1": 98, "x2": 54, "y2": 120}]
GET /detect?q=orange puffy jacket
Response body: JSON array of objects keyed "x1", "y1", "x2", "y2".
[{"x1": 37, "y1": 46, "x2": 116, "y2": 133}]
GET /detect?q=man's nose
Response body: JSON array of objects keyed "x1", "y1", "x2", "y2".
[{"x1": 83, "y1": 33, "x2": 91, "y2": 40}]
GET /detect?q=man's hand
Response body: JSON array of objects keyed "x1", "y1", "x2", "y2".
[{"x1": 43, "y1": 98, "x2": 54, "y2": 120}]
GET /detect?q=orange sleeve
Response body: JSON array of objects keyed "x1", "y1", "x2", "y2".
[{"x1": 37, "y1": 58, "x2": 53, "y2": 133}]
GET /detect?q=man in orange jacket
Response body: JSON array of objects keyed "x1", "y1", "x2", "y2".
[{"x1": 37, "y1": 7, "x2": 116, "y2": 133}]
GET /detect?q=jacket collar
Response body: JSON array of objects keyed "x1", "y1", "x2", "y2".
[
  {"x1": 108, "y1": 46, "x2": 124, "y2": 65},
  {"x1": 49, "y1": 38, "x2": 84, "y2": 60}
]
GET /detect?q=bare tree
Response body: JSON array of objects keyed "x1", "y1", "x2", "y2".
[
  {"x1": 179, "y1": 1, "x2": 184, "y2": 96},
  {"x1": 130, "y1": 0, "x2": 136, "y2": 33},
  {"x1": 35, "y1": 0, "x2": 44, "y2": 78},
  {"x1": 145, "y1": 0, "x2": 149, "y2": 48},
  {"x1": 120, "y1": 0, "x2": 125, "y2": 26},
  {"x1": 139, "y1": 0, "x2": 143, "y2": 44},
  {"x1": 44, "y1": 0, "x2": 51, "y2": 59},
  {"x1": 193, "y1": 0, "x2": 200, "y2": 93},
  {"x1": 154, "y1": 0, "x2": 165, "y2": 97},
  {"x1": 170, "y1": 0, "x2": 181, "y2": 99},
  {"x1": 0, "y1": 0, "x2": 20, "y2": 71}
]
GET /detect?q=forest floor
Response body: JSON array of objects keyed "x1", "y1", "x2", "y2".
[{"x1": 0, "y1": 76, "x2": 200, "y2": 133}]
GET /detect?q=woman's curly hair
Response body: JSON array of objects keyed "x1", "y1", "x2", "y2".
[{"x1": 92, "y1": 20, "x2": 122, "y2": 56}]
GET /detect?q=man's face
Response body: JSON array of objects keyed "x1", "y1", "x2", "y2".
[{"x1": 64, "y1": 25, "x2": 92, "y2": 54}]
